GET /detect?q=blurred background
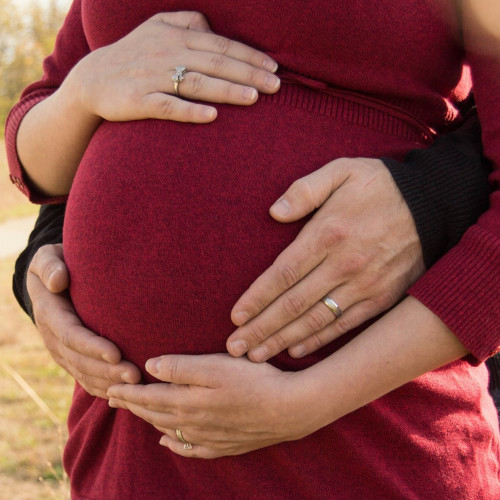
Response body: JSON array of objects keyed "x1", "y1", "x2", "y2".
[{"x1": 0, "y1": 1, "x2": 73, "y2": 498}]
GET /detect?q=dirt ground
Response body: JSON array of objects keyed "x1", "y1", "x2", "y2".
[{"x1": 0, "y1": 142, "x2": 73, "y2": 499}]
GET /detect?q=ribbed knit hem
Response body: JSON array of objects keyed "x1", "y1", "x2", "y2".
[
  {"x1": 383, "y1": 112, "x2": 490, "y2": 269},
  {"x1": 262, "y1": 82, "x2": 435, "y2": 145},
  {"x1": 5, "y1": 89, "x2": 68, "y2": 205},
  {"x1": 409, "y1": 225, "x2": 500, "y2": 364}
]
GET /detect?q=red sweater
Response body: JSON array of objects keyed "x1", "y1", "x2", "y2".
[{"x1": 6, "y1": 1, "x2": 500, "y2": 498}]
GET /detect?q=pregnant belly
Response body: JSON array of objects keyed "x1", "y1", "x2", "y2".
[{"x1": 64, "y1": 89, "x2": 426, "y2": 375}]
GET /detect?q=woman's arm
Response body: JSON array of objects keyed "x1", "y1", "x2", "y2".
[
  {"x1": 7, "y1": 6, "x2": 279, "y2": 199},
  {"x1": 106, "y1": 296, "x2": 467, "y2": 459}
]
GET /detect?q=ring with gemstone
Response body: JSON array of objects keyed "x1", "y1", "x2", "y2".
[
  {"x1": 172, "y1": 65, "x2": 187, "y2": 96},
  {"x1": 175, "y1": 429, "x2": 193, "y2": 450}
]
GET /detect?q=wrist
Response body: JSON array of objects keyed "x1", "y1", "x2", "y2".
[{"x1": 62, "y1": 56, "x2": 103, "y2": 127}]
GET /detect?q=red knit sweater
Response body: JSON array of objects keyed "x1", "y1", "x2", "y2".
[{"x1": 6, "y1": 1, "x2": 500, "y2": 498}]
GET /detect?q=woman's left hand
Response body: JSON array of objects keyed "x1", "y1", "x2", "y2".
[
  {"x1": 226, "y1": 157, "x2": 426, "y2": 362},
  {"x1": 107, "y1": 353, "x2": 322, "y2": 458}
]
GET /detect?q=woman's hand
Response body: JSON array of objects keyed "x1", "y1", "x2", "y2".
[
  {"x1": 68, "y1": 11, "x2": 280, "y2": 124},
  {"x1": 227, "y1": 158, "x2": 426, "y2": 362},
  {"x1": 27, "y1": 244, "x2": 141, "y2": 398},
  {"x1": 17, "y1": 11, "x2": 280, "y2": 197},
  {"x1": 107, "y1": 354, "x2": 322, "y2": 459}
]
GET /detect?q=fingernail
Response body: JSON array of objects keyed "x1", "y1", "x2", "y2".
[
  {"x1": 242, "y1": 87, "x2": 258, "y2": 102},
  {"x1": 290, "y1": 344, "x2": 307, "y2": 358},
  {"x1": 265, "y1": 74, "x2": 280, "y2": 91},
  {"x1": 47, "y1": 268, "x2": 61, "y2": 286},
  {"x1": 108, "y1": 398, "x2": 118, "y2": 408},
  {"x1": 233, "y1": 310, "x2": 250, "y2": 325},
  {"x1": 146, "y1": 358, "x2": 160, "y2": 376},
  {"x1": 271, "y1": 198, "x2": 290, "y2": 217},
  {"x1": 229, "y1": 339, "x2": 249, "y2": 357},
  {"x1": 159, "y1": 435, "x2": 168, "y2": 447},
  {"x1": 102, "y1": 352, "x2": 113, "y2": 363},
  {"x1": 204, "y1": 107, "x2": 217, "y2": 119},
  {"x1": 263, "y1": 59, "x2": 278, "y2": 73},
  {"x1": 250, "y1": 345, "x2": 269, "y2": 362},
  {"x1": 121, "y1": 372, "x2": 134, "y2": 383}
]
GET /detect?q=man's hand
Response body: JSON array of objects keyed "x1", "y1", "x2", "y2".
[
  {"x1": 227, "y1": 158, "x2": 426, "y2": 362},
  {"x1": 27, "y1": 244, "x2": 141, "y2": 398}
]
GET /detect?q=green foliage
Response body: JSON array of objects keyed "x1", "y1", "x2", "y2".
[{"x1": 0, "y1": 0, "x2": 68, "y2": 135}]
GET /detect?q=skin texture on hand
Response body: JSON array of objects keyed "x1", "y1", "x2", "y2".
[
  {"x1": 108, "y1": 354, "x2": 317, "y2": 459},
  {"x1": 227, "y1": 158, "x2": 426, "y2": 362},
  {"x1": 27, "y1": 244, "x2": 141, "y2": 398},
  {"x1": 72, "y1": 11, "x2": 280, "y2": 123}
]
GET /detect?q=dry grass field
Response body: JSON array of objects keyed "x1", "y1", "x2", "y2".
[{"x1": 0, "y1": 140, "x2": 73, "y2": 499}]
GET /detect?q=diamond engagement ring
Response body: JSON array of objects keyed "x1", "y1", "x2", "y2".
[
  {"x1": 175, "y1": 429, "x2": 193, "y2": 450},
  {"x1": 172, "y1": 65, "x2": 187, "y2": 96}
]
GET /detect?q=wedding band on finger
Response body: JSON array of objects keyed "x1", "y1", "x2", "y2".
[
  {"x1": 175, "y1": 429, "x2": 193, "y2": 450},
  {"x1": 171, "y1": 65, "x2": 187, "y2": 96},
  {"x1": 321, "y1": 296, "x2": 343, "y2": 318}
]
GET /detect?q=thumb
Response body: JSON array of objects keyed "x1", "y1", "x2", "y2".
[
  {"x1": 154, "y1": 11, "x2": 212, "y2": 33},
  {"x1": 145, "y1": 354, "x2": 228, "y2": 387},
  {"x1": 269, "y1": 159, "x2": 350, "y2": 222},
  {"x1": 28, "y1": 243, "x2": 69, "y2": 293}
]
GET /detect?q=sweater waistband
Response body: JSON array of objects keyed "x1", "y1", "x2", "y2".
[{"x1": 270, "y1": 69, "x2": 437, "y2": 145}]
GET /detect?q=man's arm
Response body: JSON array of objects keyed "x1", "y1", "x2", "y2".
[
  {"x1": 13, "y1": 204, "x2": 66, "y2": 319},
  {"x1": 383, "y1": 109, "x2": 490, "y2": 268}
]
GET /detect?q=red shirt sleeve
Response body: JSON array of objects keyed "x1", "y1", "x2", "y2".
[
  {"x1": 4, "y1": 0, "x2": 90, "y2": 204},
  {"x1": 409, "y1": 6, "x2": 500, "y2": 363}
]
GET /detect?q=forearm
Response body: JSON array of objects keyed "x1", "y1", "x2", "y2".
[
  {"x1": 16, "y1": 70, "x2": 101, "y2": 197},
  {"x1": 302, "y1": 296, "x2": 468, "y2": 427}
]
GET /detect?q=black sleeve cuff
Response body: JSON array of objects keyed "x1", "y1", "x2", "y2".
[
  {"x1": 382, "y1": 111, "x2": 491, "y2": 269},
  {"x1": 13, "y1": 203, "x2": 66, "y2": 321}
]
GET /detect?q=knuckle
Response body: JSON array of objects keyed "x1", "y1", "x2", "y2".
[
  {"x1": 213, "y1": 35, "x2": 232, "y2": 55},
  {"x1": 60, "y1": 330, "x2": 72, "y2": 349},
  {"x1": 333, "y1": 316, "x2": 354, "y2": 336},
  {"x1": 222, "y1": 82, "x2": 234, "y2": 101},
  {"x1": 274, "y1": 263, "x2": 300, "y2": 290},
  {"x1": 247, "y1": 322, "x2": 267, "y2": 344},
  {"x1": 190, "y1": 11, "x2": 206, "y2": 25},
  {"x1": 165, "y1": 357, "x2": 180, "y2": 383},
  {"x1": 158, "y1": 98, "x2": 176, "y2": 118},
  {"x1": 189, "y1": 73, "x2": 205, "y2": 95},
  {"x1": 210, "y1": 53, "x2": 227, "y2": 72},
  {"x1": 309, "y1": 332, "x2": 327, "y2": 351},
  {"x1": 342, "y1": 253, "x2": 368, "y2": 275},
  {"x1": 272, "y1": 332, "x2": 290, "y2": 351},
  {"x1": 305, "y1": 307, "x2": 331, "y2": 332},
  {"x1": 137, "y1": 394, "x2": 151, "y2": 409},
  {"x1": 281, "y1": 291, "x2": 306, "y2": 317},
  {"x1": 246, "y1": 66, "x2": 261, "y2": 86},
  {"x1": 320, "y1": 224, "x2": 347, "y2": 250},
  {"x1": 77, "y1": 371, "x2": 90, "y2": 388},
  {"x1": 290, "y1": 178, "x2": 315, "y2": 206}
]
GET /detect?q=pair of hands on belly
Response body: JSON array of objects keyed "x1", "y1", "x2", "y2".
[
  {"x1": 26, "y1": 11, "x2": 425, "y2": 457},
  {"x1": 28, "y1": 156, "x2": 424, "y2": 458}
]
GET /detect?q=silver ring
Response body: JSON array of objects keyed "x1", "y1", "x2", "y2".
[
  {"x1": 175, "y1": 429, "x2": 193, "y2": 450},
  {"x1": 171, "y1": 65, "x2": 187, "y2": 96},
  {"x1": 321, "y1": 296, "x2": 343, "y2": 318}
]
